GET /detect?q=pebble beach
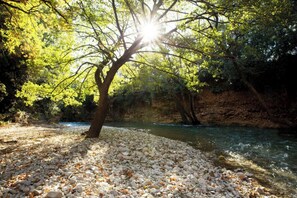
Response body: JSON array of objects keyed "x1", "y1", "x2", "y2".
[{"x1": 0, "y1": 125, "x2": 279, "y2": 197}]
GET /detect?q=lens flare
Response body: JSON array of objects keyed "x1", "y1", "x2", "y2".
[{"x1": 140, "y1": 21, "x2": 160, "y2": 43}]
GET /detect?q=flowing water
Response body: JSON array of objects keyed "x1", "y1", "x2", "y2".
[{"x1": 61, "y1": 122, "x2": 297, "y2": 196}]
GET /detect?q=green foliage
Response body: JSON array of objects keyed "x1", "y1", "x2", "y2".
[
  {"x1": 0, "y1": 83, "x2": 7, "y2": 102},
  {"x1": 0, "y1": 120, "x2": 10, "y2": 127},
  {"x1": 1, "y1": 0, "x2": 297, "y2": 123},
  {"x1": 16, "y1": 81, "x2": 82, "y2": 106},
  {"x1": 1, "y1": 0, "x2": 81, "y2": 107},
  {"x1": 182, "y1": 0, "x2": 297, "y2": 92},
  {"x1": 60, "y1": 95, "x2": 97, "y2": 122},
  {"x1": 14, "y1": 110, "x2": 30, "y2": 124}
]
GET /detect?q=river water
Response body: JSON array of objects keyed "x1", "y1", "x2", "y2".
[{"x1": 61, "y1": 122, "x2": 297, "y2": 196}]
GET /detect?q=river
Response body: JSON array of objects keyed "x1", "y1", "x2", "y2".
[{"x1": 61, "y1": 122, "x2": 297, "y2": 196}]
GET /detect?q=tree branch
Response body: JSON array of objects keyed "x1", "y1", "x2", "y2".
[
  {"x1": 41, "y1": 0, "x2": 69, "y2": 23},
  {"x1": 124, "y1": 0, "x2": 141, "y2": 31},
  {"x1": 0, "y1": 0, "x2": 29, "y2": 13},
  {"x1": 158, "y1": 0, "x2": 178, "y2": 20},
  {"x1": 112, "y1": 0, "x2": 127, "y2": 50},
  {"x1": 78, "y1": 67, "x2": 93, "y2": 97},
  {"x1": 137, "y1": 50, "x2": 197, "y2": 64},
  {"x1": 130, "y1": 59, "x2": 180, "y2": 79},
  {"x1": 52, "y1": 65, "x2": 95, "y2": 96}
]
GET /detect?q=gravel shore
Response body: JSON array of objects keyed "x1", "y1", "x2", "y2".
[{"x1": 0, "y1": 125, "x2": 278, "y2": 197}]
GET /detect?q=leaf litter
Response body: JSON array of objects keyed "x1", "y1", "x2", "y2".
[{"x1": 0, "y1": 124, "x2": 280, "y2": 197}]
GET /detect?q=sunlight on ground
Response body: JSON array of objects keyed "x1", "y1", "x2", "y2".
[
  {"x1": 0, "y1": 125, "x2": 286, "y2": 197},
  {"x1": 226, "y1": 151, "x2": 267, "y2": 173}
]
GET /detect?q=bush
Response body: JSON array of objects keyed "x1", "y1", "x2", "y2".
[
  {"x1": 14, "y1": 111, "x2": 30, "y2": 125},
  {"x1": 0, "y1": 120, "x2": 9, "y2": 127}
]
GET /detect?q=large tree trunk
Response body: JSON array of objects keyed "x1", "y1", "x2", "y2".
[
  {"x1": 86, "y1": 91, "x2": 109, "y2": 138},
  {"x1": 189, "y1": 94, "x2": 200, "y2": 125},
  {"x1": 175, "y1": 91, "x2": 200, "y2": 125},
  {"x1": 175, "y1": 97, "x2": 191, "y2": 124}
]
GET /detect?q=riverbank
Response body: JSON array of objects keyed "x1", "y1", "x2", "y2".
[
  {"x1": 106, "y1": 89, "x2": 297, "y2": 129},
  {"x1": 1, "y1": 124, "x2": 280, "y2": 197}
]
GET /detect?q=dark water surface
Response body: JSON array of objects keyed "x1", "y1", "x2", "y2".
[{"x1": 61, "y1": 122, "x2": 297, "y2": 195}]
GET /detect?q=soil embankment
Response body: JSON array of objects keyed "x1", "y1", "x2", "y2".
[{"x1": 110, "y1": 89, "x2": 297, "y2": 128}]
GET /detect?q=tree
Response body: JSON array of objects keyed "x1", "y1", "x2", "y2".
[
  {"x1": 1, "y1": 0, "x2": 83, "y2": 105},
  {"x1": 212, "y1": 0, "x2": 297, "y2": 127},
  {"x1": 109, "y1": 57, "x2": 202, "y2": 125},
  {"x1": 133, "y1": 53, "x2": 203, "y2": 125},
  {"x1": 57, "y1": 0, "x2": 220, "y2": 137},
  {"x1": 2, "y1": 0, "x2": 221, "y2": 137}
]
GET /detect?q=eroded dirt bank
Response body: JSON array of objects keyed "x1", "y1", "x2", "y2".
[{"x1": 110, "y1": 89, "x2": 297, "y2": 129}]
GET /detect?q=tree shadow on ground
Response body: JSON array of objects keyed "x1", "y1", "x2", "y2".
[{"x1": 0, "y1": 126, "x2": 98, "y2": 197}]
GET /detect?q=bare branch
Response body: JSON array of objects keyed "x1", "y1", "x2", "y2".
[
  {"x1": 41, "y1": 0, "x2": 69, "y2": 23},
  {"x1": 112, "y1": 0, "x2": 127, "y2": 50},
  {"x1": 124, "y1": 0, "x2": 141, "y2": 31},
  {"x1": 161, "y1": 41, "x2": 205, "y2": 55},
  {"x1": 130, "y1": 59, "x2": 179, "y2": 79},
  {"x1": 59, "y1": 51, "x2": 101, "y2": 67},
  {"x1": 78, "y1": 67, "x2": 93, "y2": 97},
  {"x1": 137, "y1": 50, "x2": 197, "y2": 64},
  {"x1": 140, "y1": 0, "x2": 150, "y2": 16},
  {"x1": 0, "y1": 0, "x2": 29, "y2": 13},
  {"x1": 159, "y1": 8, "x2": 188, "y2": 15},
  {"x1": 52, "y1": 64, "x2": 96, "y2": 95},
  {"x1": 78, "y1": 1, "x2": 100, "y2": 39},
  {"x1": 151, "y1": 0, "x2": 163, "y2": 19},
  {"x1": 162, "y1": 16, "x2": 196, "y2": 24},
  {"x1": 158, "y1": 0, "x2": 178, "y2": 20}
]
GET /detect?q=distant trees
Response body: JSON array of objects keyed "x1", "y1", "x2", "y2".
[
  {"x1": 109, "y1": 63, "x2": 201, "y2": 125},
  {"x1": 210, "y1": 0, "x2": 297, "y2": 126}
]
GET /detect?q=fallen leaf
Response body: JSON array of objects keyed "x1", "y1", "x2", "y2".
[{"x1": 120, "y1": 189, "x2": 129, "y2": 194}]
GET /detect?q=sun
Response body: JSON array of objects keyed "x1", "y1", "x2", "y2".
[{"x1": 140, "y1": 21, "x2": 160, "y2": 43}]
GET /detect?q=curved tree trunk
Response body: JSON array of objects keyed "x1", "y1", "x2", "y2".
[
  {"x1": 85, "y1": 36, "x2": 147, "y2": 138},
  {"x1": 175, "y1": 97, "x2": 191, "y2": 124},
  {"x1": 175, "y1": 91, "x2": 200, "y2": 125},
  {"x1": 189, "y1": 94, "x2": 200, "y2": 125},
  {"x1": 86, "y1": 91, "x2": 109, "y2": 138}
]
